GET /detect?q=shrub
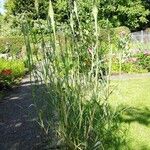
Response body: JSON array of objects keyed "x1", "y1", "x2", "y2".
[
  {"x1": 145, "y1": 28, "x2": 150, "y2": 33},
  {"x1": 114, "y1": 26, "x2": 130, "y2": 36},
  {"x1": 0, "y1": 69, "x2": 13, "y2": 88},
  {"x1": 135, "y1": 51, "x2": 150, "y2": 71},
  {"x1": 0, "y1": 36, "x2": 24, "y2": 54},
  {"x1": 99, "y1": 28, "x2": 115, "y2": 42},
  {"x1": 99, "y1": 26, "x2": 130, "y2": 44},
  {"x1": 111, "y1": 57, "x2": 148, "y2": 74},
  {"x1": 99, "y1": 26, "x2": 131, "y2": 55},
  {"x1": 0, "y1": 59, "x2": 26, "y2": 88}
]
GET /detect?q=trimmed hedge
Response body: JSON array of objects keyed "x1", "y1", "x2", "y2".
[
  {"x1": 114, "y1": 26, "x2": 130, "y2": 36},
  {"x1": 0, "y1": 36, "x2": 24, "y2": 54},
  {"x1": 99, "y1": 26, "x2": 130, "y2": 42}
]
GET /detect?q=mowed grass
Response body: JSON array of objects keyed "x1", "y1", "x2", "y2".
[{"x1": 110, "y1": 77, "x2": 150, "y2": 150}]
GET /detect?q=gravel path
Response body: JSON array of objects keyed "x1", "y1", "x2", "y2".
[{"x1": 0, "y1": 75, "x2": 56, "y2": 150}]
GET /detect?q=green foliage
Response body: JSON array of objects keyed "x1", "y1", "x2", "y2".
[
  {"x1": 0, "y1": 36, "x2": 24, "y2": 54},
  {"x1": 98, "y1": 0, "x2": 150, "y2": 30},
  {"x1": 111, "y1": 57, "x2": 148, "y2": 74},
  {"x1": 99, "y1": 26, "x2": 131, "y2": 49},
  {"x1": 0, "y1": 69, "x2": 14, "y2": 88},
  {"x1": 0, "y1": 58, "x2": 26, "y2": 88},
  {"x1": 4, "y1": 0, "x2": 150, "y2": 31},
  {"x1": 5, "y1": 0, "x2": 36, "y2": 19},
  {"x1": 0, "y1": 59, "x2": 25, "y2": 78},
  {"x1": 114, "y1": 26, "x2": 131, "y2": 35},
  {"x1": 21, "y1": 2, "x2": 127, "y2": 149},
  {"x1": 136, "y1": 51, "x2": 150, "y2": 71},
  {"x1": 0, "y1": 15, "x2": 22, "y2": 36},
  {"x1": 142, "y1": 0, "x2": 150, "y2": 28}
]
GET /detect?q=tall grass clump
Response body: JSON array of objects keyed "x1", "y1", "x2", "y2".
[{"x1": 22, "y1": 1, "x2": 126, "y2": 149}]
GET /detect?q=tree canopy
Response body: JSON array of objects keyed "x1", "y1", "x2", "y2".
[{"x1": 3, "y1": 0, "x2": 150, "y2": 31}]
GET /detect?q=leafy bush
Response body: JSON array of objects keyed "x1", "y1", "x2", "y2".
[
  {"x1": 111, "y1": 57, "x2": 147, "y2": 74},
  {"x1": 99, "y1": 26, "x2": 130, "y2": 43},
  {"x1": 145, "y1": 28, "x2": 150, "y2": 33},
  {"x1": 99, "y1": 28, "x2": 114, "y2": 42},
  {"x1": 0, "y1": 69, "x2": 13, "y2": 88},
  {"x1": 0, "y1": 59, "x2": 26, "y2": 88},
  {"x1": 114, "y1": 26, "x2": 130, "y2": 36},
  {"x1": 135, "y1": 51, "x2": 150, "y2": 71},
  {"x1": 99, "y1": 26, "x2": 131, "y2": 56},
  {"x1": 0, "y1": 36, "x2": 24, "y2": 54},
  {"x1": 114, "y1": 27, "x2": 131, "y2": 53}
]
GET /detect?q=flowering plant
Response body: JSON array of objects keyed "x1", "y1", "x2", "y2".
[
  {"x1": 0, "y1": 69, "x2": 14, "y2": 89},
  {"x1": 135, "y1": 50, "x2": 150, "y2": 71},
  {"x1": 1, "y1": 69, "x2": 12, "y2": 76}
]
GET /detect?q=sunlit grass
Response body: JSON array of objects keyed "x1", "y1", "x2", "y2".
[
  {"x1": 129, "y1": 122, "x2": 150, "y2": 150},
  {"x1": 110, "y1": 78, "x2": 150, "y2": 149},
  {"x1": 110, "y1": 78, "x2": 150, "y2": 107}
]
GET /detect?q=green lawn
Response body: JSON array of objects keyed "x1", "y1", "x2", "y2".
[{"x1": 110, "y1": 78, "x2": 150, "y2": 150}]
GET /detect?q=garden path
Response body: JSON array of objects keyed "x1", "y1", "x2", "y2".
[
  {"x1": 110, "y1": 72, "x2": 150, "y2": 80},
  {"x1": 0, "y1": 75, "x2": 57, "y2": 150}
]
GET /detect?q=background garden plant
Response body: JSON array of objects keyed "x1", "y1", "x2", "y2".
[{"x1": 0, "y1": 59, "x2": 26, "y2": 88}]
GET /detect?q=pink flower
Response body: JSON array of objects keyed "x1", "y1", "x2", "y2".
[
  {"x1": 143, "y1": 50, "x2": 150, "y2": 56},
  {"x1": 120, "y1": 31, "x2": 126, "y2": 37},
  {"x1": 132, "y1": 49, "x2": 140, "y2": 55},
  {"x1": 127, "y1": 57, "x2": 137, "y2": 63}
]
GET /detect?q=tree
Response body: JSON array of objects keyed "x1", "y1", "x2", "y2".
[
  {"x1": 4, "y1": 0, "x2": 68, "y2": 21},
  {"x1": 4, "y1": 0, "x2": 150, "y2": 31},
  {"x1": 98, "y1": 0, "x2": 150, "y2": 30},
  {"x1": 141, "y1": 0, "x2": 150, "y2": 28},
  {"x1": 4, "y1": 0, "x2": 47, "y2": 20}
]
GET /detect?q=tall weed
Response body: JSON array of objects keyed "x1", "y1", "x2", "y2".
[{"x1": 22, "y1": 1, "x2": 126, "y2": 149}]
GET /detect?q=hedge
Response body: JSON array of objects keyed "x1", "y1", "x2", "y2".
[{"x1": 0, "y1": 36, "x2": 24, "y2": 54}]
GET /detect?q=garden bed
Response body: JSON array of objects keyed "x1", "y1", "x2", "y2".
[{"x1": 0, "y1": 58, "x2": 26, "y2": 90}]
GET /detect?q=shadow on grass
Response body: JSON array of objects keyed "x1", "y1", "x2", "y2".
[{"x1": 120, "y1": 107, "x2": 150, "y2": 126}]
